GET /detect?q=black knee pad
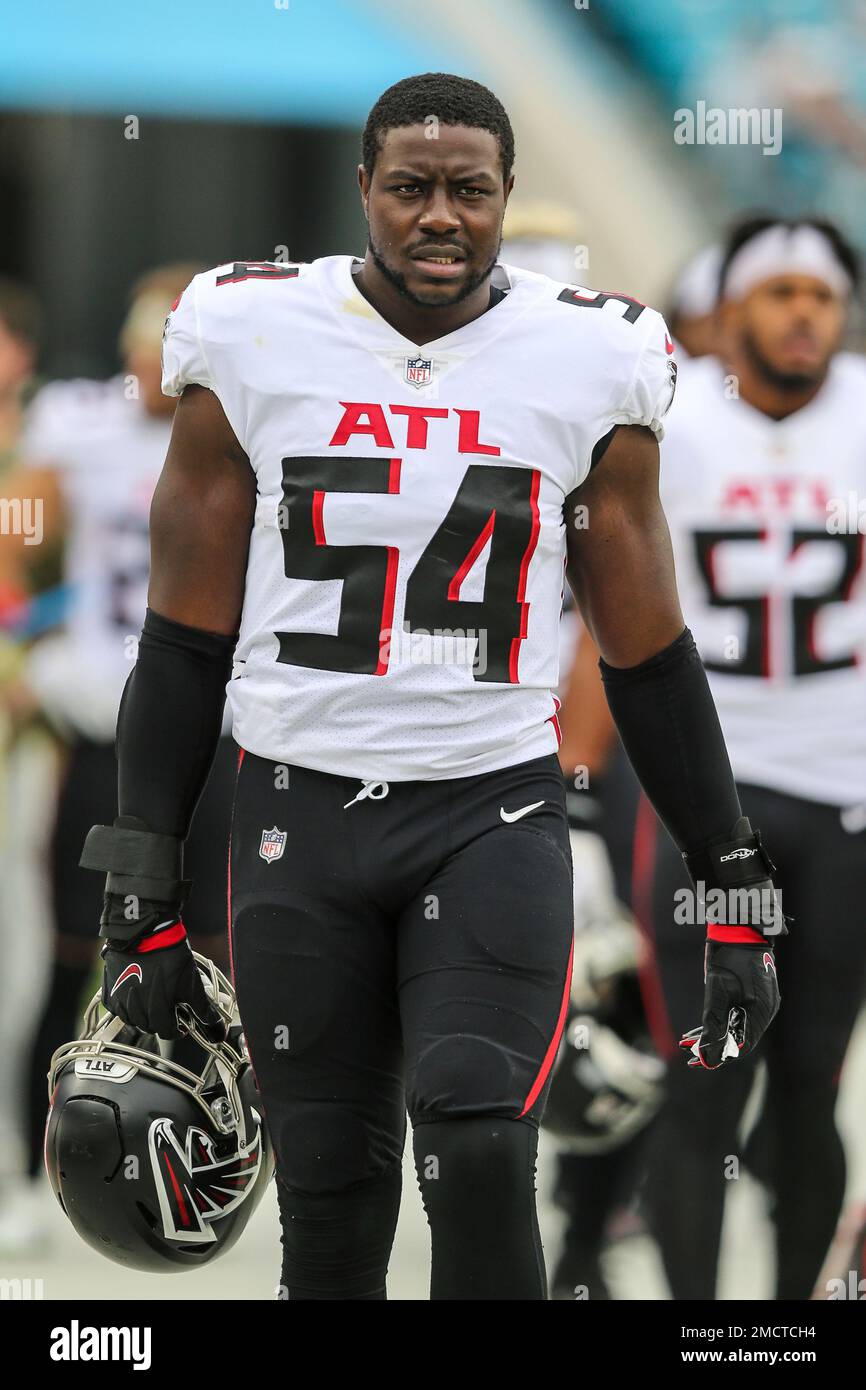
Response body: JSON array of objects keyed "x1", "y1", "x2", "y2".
[
  {"x1": 276, "y1": 1162, "x2": 402, "y2": 1300},
  {"x1": 409, "y1": 1027, "x2": 520, "y2": 1120},
  {"x1": 413, "y1": 1114, "x2": 539, "y2": 1201},
  {"x1": 412, "y1": 1116, "x2": 547, "y2": 1299},
  {"x1": 274, "y1": 1101, "x2": 376, "y2": 1194}
]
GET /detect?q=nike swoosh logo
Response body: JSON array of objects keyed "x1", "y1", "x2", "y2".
[
  {"x1": 664, "y1": 333, "x2": 675, "y2": 354},
  {"x1": 110, "y1": 963, "x2": 143, "y2": 995},
  {"x1": 763, "y1": 952, "x2": 777, "y2": 977},
  {"x1": 500, "y1": 800, "x2": 545, "y2": 823}
]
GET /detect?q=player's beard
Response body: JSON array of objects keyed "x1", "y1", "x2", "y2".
[
  {"x1": 367, "y1": 233, "x2": 501, "y2": 308},
  {"x1": 741, "y1": 326, "x2": 830, "y2": 393}
]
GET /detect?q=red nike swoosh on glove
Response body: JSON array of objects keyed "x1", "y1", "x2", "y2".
[
  {"x1": 763, "y1": 952, "x2": 777, "y2": 977},
  {"x1": 110, "y1": 963, "x2": 143, "y2": 995}
]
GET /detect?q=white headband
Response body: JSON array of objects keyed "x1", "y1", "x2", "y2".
[
  {"x1": 723, "y1": 225, "x2": 852, "y2": 302},
  {"x1": 671, "y1": 244, "x2": 724, "y2": 318}
]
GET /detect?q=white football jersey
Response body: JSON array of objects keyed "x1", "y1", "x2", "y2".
[
  {"x1": 162, "y1": 256, "x2": 675, "y2": 781},
  {"x1": 22, "y1": 378, "x2": 170, "y2": 740},
  {"x1": 660, "y1": 353, "x2": 866, "y2": 806}
]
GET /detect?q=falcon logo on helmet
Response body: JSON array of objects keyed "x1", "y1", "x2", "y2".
[{"x1": 149, "y1": 1117, "x2": 264, "y2": 1243}]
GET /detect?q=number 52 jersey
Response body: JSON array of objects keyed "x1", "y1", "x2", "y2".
[
  {"x1": 162, "y1": 256, "x2": 675, "y2": 780},
  {"x1": 660, "y1": 353, "x2": 866, "y2": 807}
]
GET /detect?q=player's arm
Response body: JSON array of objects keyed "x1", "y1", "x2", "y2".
[
  {"x1": 565, "y1": 424, "x2": 781, "y2": 1066},
  {"x1": 147, "y1": 383, "x2": 254, "y2": 633},
  {"x1": 79, "y1": 385, "x2": 256, "y2": 1038},
  {"x1": 566, "y1": 424, "x2": 683, "y2": 664},
  {"x1": 566, "y1": 423, "x2": 733, "y2": 838}
]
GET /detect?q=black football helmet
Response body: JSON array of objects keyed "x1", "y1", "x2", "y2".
[
  {"x1": 543, "y1": 920, "x2": 665, "y2": 1154},
  {"x1": 45, "y1": 954, "x2": 274, "y2": 1272}
]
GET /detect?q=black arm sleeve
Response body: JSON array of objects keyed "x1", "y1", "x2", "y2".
[
  {"x1": 598, "y1": 626, "x2": 741, "y2": 854},
  {"x1": 116, "y1": 607, "x2": 237, "y2": 837}
]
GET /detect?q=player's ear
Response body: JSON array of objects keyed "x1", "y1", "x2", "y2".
[
  {"x1": 503, "y1": 173, "x2": 515, "y2": 205},
  {"x1": 357, "y1": 164, "x2": 370, "y2": 219}
]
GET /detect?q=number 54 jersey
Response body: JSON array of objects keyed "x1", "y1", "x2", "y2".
[{"x1": 162, "y1": 256, "x2": 675, "y2": 780}]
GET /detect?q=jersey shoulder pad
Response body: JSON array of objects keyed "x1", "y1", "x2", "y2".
[
  {"x1": 161, "y1": 261, "x2": 307, "y2": 399},
  {"x1": 553, "y1": 284, "x2": 678, "y2": 442}
]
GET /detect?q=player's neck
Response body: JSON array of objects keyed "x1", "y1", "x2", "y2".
[
  {"x1": 726, "y1": 356, "x2": 829, "y2": 422},
  {"x1": 352, "y1": 256, "x2": 494, "y2": 346}
]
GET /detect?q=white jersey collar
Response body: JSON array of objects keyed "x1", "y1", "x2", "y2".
[{"x1": 314, "y1": 253, "x2": 546, "y2": 360}]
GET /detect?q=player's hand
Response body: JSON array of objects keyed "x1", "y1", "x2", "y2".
[
  {"x1": 101, "y1": 922, "x2": 225, "y2": 1042},
  {"x1": 680, "y1": 941, "x2": 780, "y2": 1069}
]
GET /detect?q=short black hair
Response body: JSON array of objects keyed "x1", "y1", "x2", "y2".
[
  {"x1": 719, "y1": 214, "x2": 861, "y2": 297},
  {"x1": 362, "y1": 72, "x2": 515, "y2": 182}
]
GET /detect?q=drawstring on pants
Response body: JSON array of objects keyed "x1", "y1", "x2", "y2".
[{"x1": 343, "y1": 780, "x2": 390, "y2": 810}]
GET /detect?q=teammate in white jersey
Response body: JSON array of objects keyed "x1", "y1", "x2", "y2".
[
  {"x1": 643, "y1": 215, "x2": 866, "y2": 1300},
  {"x1": 77, "y1": 75, "x2": 781, "y2": 1300},
  {"x1": 0, "y1": 267, "x2": 237, "y2": 1252}
]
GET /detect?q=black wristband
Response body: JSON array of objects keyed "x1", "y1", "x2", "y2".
[
  {"x1": 681, "y1": 817, "x2": 785, "y2": 933},
  {"x1": 80, "y1": 817, "x2": 186, "y2": 901},
  {"x1": 79, "y1": 815, "x2": 189, "y2": 943},
  {"x1": 683, "y1": 817, "x2": 776, "y2": 893}
]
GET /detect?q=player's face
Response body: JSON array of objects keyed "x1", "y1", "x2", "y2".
[
  {"x1": 727, "y1": 274, "x2": 845, "y2": 386},
  {"x1": 124, "y1": 344, "x2": 175, "y2": 418},
  {"x1": 0, "y1": 318, "x2": 34, "y2": 395},
  {"x1": 359, "y1": 125, "x2": 512, "y2": 308}
]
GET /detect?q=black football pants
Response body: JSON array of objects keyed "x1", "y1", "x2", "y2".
[{"x1": 228, "y1": 750, "x2": 575, "y2": 1300}]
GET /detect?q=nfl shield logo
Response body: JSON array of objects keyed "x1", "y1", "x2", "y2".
[
  {"x1": 259, "y1": 827, "x2": 287, "y2": 863},
  {"x1": 404, "y1": 355, "x2": 433, "y2": 389}
]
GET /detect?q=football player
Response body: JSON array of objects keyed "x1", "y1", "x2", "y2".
[
  {"x1": 643, "y1": 215, "x2": 866, "y2": 1300},
  {"x1": 665, "y1": 244, "x2": 724, "y2": 361},
  {"x1": 83, "y1": 74, "x2": 780, "y2": 1300},
  {"x1": 0, "y1": 276, "x2": 47, "y2": 1190},
  {"x1": 0, "y1": 266, "x2": 236, "y2": 1252}
]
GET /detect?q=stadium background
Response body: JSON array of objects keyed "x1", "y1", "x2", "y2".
[{"x1": 1, "y1": 0, "x2": 865, "y2": 1300}]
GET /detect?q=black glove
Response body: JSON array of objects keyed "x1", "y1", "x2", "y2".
[
  {"x1": 679, "y1": 940, "x2": 780, "y2": 1069},
  {"x1": 102, "y1": 921, "x2": 225, "y2": 1042}
]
